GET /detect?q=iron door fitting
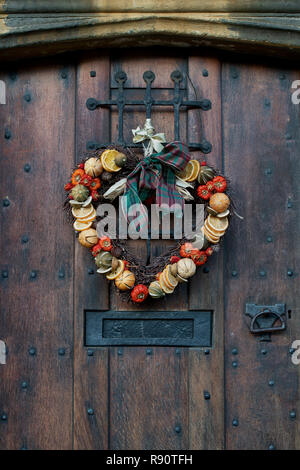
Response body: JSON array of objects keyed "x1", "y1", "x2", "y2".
[{"x1": 245, "y1": 304, "x2": 286, "y2": 341}]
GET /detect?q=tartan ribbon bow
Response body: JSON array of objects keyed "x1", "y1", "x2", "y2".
[{"x1": 121, "y1": 141, "x2": 190, "y2": 231}]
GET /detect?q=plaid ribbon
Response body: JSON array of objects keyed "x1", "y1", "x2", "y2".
[{"x1": 121, "y1": 141, "x2": 190, "y2": 231}]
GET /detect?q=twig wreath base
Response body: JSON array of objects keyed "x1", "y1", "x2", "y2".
[{"x1": 64, "y1": 144, "x2": 233, "y2": 305}]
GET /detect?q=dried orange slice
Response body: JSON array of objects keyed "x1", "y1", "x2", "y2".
[
  {"x1": 72, "y1": 204, "x2": 94, "y2": 219},
  {"x1": 207, "y1": 215, "x2": 229, "y2": 232},
  {"x1": 203, "y1": 226, "x2": 219, "y2": 244},
  {"x1": 176, "y1": 160, "x2": 195, "y2": 181},
  {"x1": 204, "y1": 221, "x2": 221, "y2": 239},
  {"x1": 164, "y1": 265, "x2": 179, "y2": 288},
  {"x1": 73, "y1": 219, "x2": 93, "y2": 232},
  {"x1": 106, "y1": 260, "x2": 125, "y2": 280},
  {"x1": 186, "y1": 160, "x2": 200, "y2": 182},
  {"x1": 101, "y1": 149, "x2": 122, "y2": 173},
  {"x1": 77, "y1": 208, "x2": 97, "y2": 223}
]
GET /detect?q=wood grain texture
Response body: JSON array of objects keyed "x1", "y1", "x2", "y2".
[
  {"x1": 0, "y1": 62, "x2": 75, "y2": 449},
  {"x1": 109, "y1": 347, "x2": 189, "y2": 450},
  {"x1": 187, "y1": 56, "x2": 224, "y2": 449},
  {"x1": 73, "y1": 55, "x2": 110, "y2": 450},
  {"x1": 223, "y1": 61, "x2": 300, "y2": 450}
]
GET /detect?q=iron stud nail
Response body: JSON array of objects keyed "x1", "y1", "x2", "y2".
[
  {"x1": 259, "y1": 270, "x2": 266, "y2": 277},
  {"x1": 23, "y1": 163, "x2": 31, "y2": 173},
  {"x1": 286, "y1": 133, "x2": 292, "y2": 140},
  {"x1": 9, "y1": 72, "x2": 17, "y2": 81},
  {"x1": 204, "y1": 349, "x2": 210, "y2": 355},
  {"x1": 146, "y1": 348, "x2": 152, "y2": 355},
  {"x1": 90, "y1": 71, "x2": 96, "y2": 77},
  {"x1": 231, "y1": 270, "x2": 238, "y2": 277},
  {"x1": 4, "y1": 129, "x2": 11, "y2": 139},
  {"x1": 289, "y1": 411, "x2": 296, "y2": 419},
  {"x1": 268, "y1": 444, "x2": 275, "y2": 450},
  {"x1": 88, "y1": 268, "x2": 94, "y2": 275},
  {"x1": 87, "y1": 408, "x2": 94, "y2": 416},
  {"x1": 231, "y1": 70, "x2": 239, "y2": 79},
  {"x1": 264, "y1": 99, "x2": 271, "y2": 107},
  {"x1": 279, "y1": 73, "x2": 286, "y2": 80},
  {"x1": 202, "y1": 69, "x2": 209, "y2": 77},
  {"x1": 24, "y1": 93, "x2": 31, "y2": 102},
  {"x1": 20, "y1": 446, "x2": 27, "y2": 450},
  {"x1": 287, "y1": 270, "x2": 293, "y2": 277},
  {"x1": 232, "y1": 348, "x2": 238, "y2": 355},
  {"x1": 265, "y1": 168, "x2": 272, "y2": 175},
  {"x1": 58, "y1": 270, "x2": 65, "y2": 279},
  {"x1": 21, "y1": 381, "x2": 28, "y2": 389},
  {"x1": 21, "y1": 235, "x2": 29, "y2": 244},
  {"x1": 261, "y1": 349, "x2": 267, "y2": 355},
  {"x1": 232, "y1": 361, "x2": 238, "y2": 368},
  {"x1": 267, "y1": 236, "x2": 273, "y2": 243},
  {"x1": 2, "y1": 270, "x2": 8, "y2": 278},
  {"x1": 2, "y1": 198, "x2": 10, "y2": 207},
  {"x1": 30, "y1": 270, "x2": 37, "y2": 279},
  {"x1": 61, "y1": 71, "x2": 67, "y2": 79},
  {"x1": 203, "y1": 267, "x2": 209, "y2": 273},
  {"x1": 1, "y1": 413, "x2": 7, "y2": 421},
  {"x1": 87, "y1": 349, "x2": 94, "y2": 356},
  {"x1": 28, "y1": 347, "x2": 36, "y2": 356},
  {"x1": 204, "y1": 391, "x2": 211, "y2": 400},
  {"x1": 117, "y1": 349, "x2": 123, "y2": 356},
  {"x1": 175, "y1": 425, "x2": 181, "y2": 433},
  {"x1": 232, "y1": 419, "x2": 239, "y2": 427},
  {"x1": 58, "y1": 348, "x2": 65, "y2": 356},
  {"x1": 175, "y1": 348, "x2": 181, "y2": 355},
  {"x1": 268, "y1": 380, "x2": 275, "y2": 387}
]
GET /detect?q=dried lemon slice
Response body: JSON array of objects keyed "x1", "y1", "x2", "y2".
[
  {"x1": 72, "y1": 204, "x2": 94, "y2": 219},
  {"x1": 77, "y1": 208, "x2": 97, "y2": 223},
  {"x1": 186, "y1": 160, "x2": 200, "y2": 182},
  {"x1": 164, "y1": 265, "x2": 179, "y2": 288},
  {"x1": 159, "y1": 273, "x2": 174, "y2": 294},
  {"x1": 176, "y1": 161, "x2": 195, "y2": 181},
  {"x1": 101, "y1": 149, "x2": 122, "y2": 173},
  {"x1": 106, "y1": 260, "x2": 125, "y2": 280},
  {"x1": 73, "y1": 220, "x2": 93, "y2": 232},
  {"x1": 207, "y1": 215, "x2": 229, "y2": 232}
]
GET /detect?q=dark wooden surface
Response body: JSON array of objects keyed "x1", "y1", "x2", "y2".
[
  {"x1": 0, "y1": 49, "x2": 299, "y2": 450},
  {"x1": 0, "y1": 62, "x2": 75, "y2": 449}
]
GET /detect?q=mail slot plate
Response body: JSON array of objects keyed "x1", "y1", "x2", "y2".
[{"x1": 85, "y1": 310, "x2": 212, "y2": 347}]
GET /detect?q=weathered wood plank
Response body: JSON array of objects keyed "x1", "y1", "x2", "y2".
[
  {"x1": 110, "y1": 347, "x2": 189, "y2": 450},
  {"x1": 187, "y1": 56, "x2": 224, "y2": 450},
  {"x1": 73, "y1": 55, "x2": 110, "y2": 450},
  {"x1": 223, "y1": 61, "x2": 300, "y2": 450},
  {"x1": 0, "y1": 62, "x2": 75, "y2": 449}
]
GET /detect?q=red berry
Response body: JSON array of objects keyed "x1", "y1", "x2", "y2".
[
  {"x1": 78, "y1": 163, "x2": 85, "y2": 169},
  {"x1": 201, "y1": 161, "x2": 207, "y2": 166},
  {"x1": 206, "y1": 247, "x2": 213, "y2": 256},
  {"x1": 170, "y1": 256, "x2": 180, "y2": 264}
]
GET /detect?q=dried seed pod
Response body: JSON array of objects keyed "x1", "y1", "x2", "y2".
[
  {"x1": 170, "y1": 263, "x2": 178, "y2": 277},
  {"x1": 111, "y1": 257, "x2": 119, "y2": 272},
  {"x1": 101, "y1": 171, "x2": 113, "y2": 182},
  {"x1": 71, "y1": 184, "x2": 90, "y2": 202},
  {"x1": 111, "y1": 246, "x2": 123, "y2": 258}
]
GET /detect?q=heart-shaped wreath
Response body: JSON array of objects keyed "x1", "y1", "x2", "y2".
[{"x1": 64, "y1": 120, "x2": 234, "y2": 305}]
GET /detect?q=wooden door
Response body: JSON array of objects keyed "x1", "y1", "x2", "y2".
[{"x1": 0, "y1": 50, "x2": 299, "y2": 450}]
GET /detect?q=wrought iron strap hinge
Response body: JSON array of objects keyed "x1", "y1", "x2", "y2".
[
  {"x1": 86, "y1": 69, "x2": 212, "y2": 153},
  {"x1": 245, "y1": 303, "x2": 286, "y2": 338}
]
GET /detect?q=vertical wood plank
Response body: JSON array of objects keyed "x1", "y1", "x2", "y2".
[
  {"x1": 73, "y1": 54, "x2": 110, "y2": 450},
  {"x1": 109, "y1": 52, "x2": 190, "y2": 449},
  {"x1": 188, "y1": 56, "x2": 224, "y2": 450},
  {"x1": 110, "y1": 347, "x2": 189, "y2": 450},
  {"x1": 0, "y1": 61, "x2": 75, "y2": 449},
  {"x1": 223, "y1": 61, "x2": 300, "y2": 450}
]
